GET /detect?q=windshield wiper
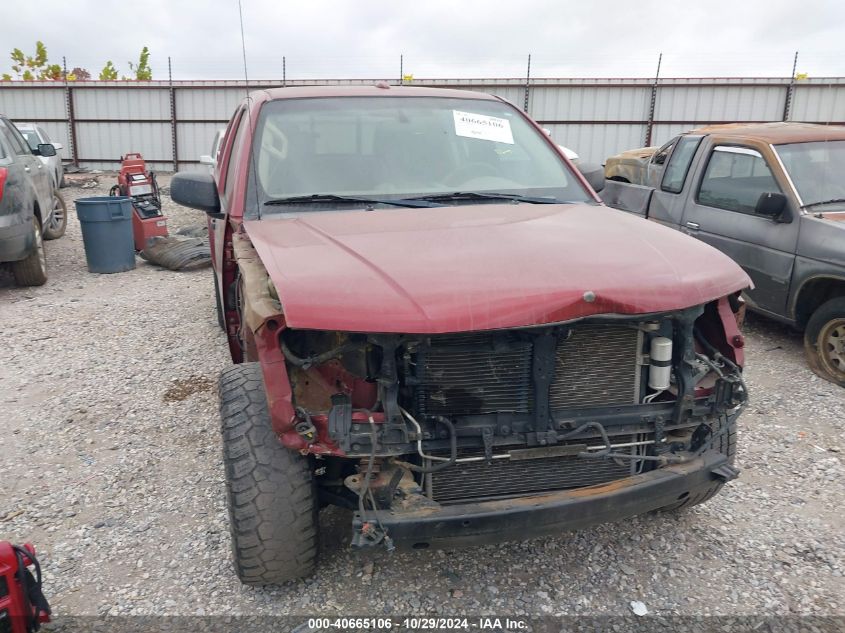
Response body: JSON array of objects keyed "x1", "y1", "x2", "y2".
[
  {"x1": 264, "y1": 194, "x2": 441, "y2": 208},
  {"x1": 802, "y1": 198, "x2": 845, "y2": 209},
  {"x1": 406, "y1": 191, "x2": 563, "y2": 204}
]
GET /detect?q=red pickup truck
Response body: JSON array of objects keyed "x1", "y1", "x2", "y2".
[{"x1": 171, "y1": 85, "x2": 750, "y2": 584}]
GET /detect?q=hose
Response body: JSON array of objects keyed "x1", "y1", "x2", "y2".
[
  {"x1": 397, "y1": 410, "x2": 458, "y2": 474},
  {"x1": 281, "y1": 340, "x2": 356, "y2": 369},
  {"x1": 357, "y1": 416, "x2": 379, "y2": 520}
]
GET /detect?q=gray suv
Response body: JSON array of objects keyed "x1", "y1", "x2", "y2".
[{"x1": 0, "y1": 115, "x2": 65, "y2": 286}]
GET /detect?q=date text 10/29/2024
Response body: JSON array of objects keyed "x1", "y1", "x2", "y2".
[{"x1": 304, "y1": 617, "x2": 529, "y2": 630}]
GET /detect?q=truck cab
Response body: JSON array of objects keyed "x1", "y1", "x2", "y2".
[{"x1": 603, "y1": 123, "x2": 845, "y2": 385}]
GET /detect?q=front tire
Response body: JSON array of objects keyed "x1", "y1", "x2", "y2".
[
  {"x1": 43, "y1": 190, "x2": 67, "y2": 240},
  {"x1": 219, "y1": 363, "x2": 318, "y2": 585},
  {"x1": 804, "y1": 298, "x2": 845, "y2": 387},
  {"x1": 12, "y1": 217, "x2": 48, "y2": 286}
]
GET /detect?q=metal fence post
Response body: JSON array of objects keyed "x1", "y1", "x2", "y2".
[
  {"x1": 523, "y1": 54, "x2": 531, "y2": 113},
  {"x1": 62, "y1": 56, "x2": 79, "y2": 167},
  {"x1": 168, "y1": 57, "x2": 178, "y2": 172},
  {"x1": 782, "y1": 51, "x2": 798, "y2": 121},
  {"x1": 644, "y1": 53, "x2": 662, "y2": 147}
]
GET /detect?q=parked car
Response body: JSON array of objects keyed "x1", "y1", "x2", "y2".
[
  {"x1": 199, "y1": 128, "x2": 226, "y2": 172},
  {"x1": 604, "y1": 145, "x2": 659, "y2": 184},
  {"x1": 16, "y1": 123, "x2": 65, "y2": 189},
  {"x1": 0, "y1": 115, "x2": 65, "y2": 286},
  {"x1": 601, "y1": 122, "x2": 845, "y2": 386},
  {"x1": 171, "y1": 86, "x2": 749, "y2": 585}
]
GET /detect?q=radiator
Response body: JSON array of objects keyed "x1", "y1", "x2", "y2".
[
  {"x1": 416, "y1": 324, "x2": 642, "y2": 417},
  {"x1": 429, "y1": 437, "x2": 647, "y2": 504},
  {"x1": 549, "y1": 324, "x2": 642, "y2": 409},
  {"x1": 417, "y1": 333, "x2": 533, "y2": 416}
]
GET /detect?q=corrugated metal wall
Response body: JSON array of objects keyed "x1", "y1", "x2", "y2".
[{"x1": 1, "y1": 77, "x2": 843, "y2": 170}]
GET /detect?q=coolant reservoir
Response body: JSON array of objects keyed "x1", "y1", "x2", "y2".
[{"x1": 648, "y1": 336, "x2": 673, "y2": 391}]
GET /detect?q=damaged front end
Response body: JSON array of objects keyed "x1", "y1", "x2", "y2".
[{"x1": 275, "y1": 298, "x2": 747, "y2": 549}]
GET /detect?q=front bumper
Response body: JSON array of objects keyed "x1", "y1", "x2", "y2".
[{"x1": 352, "y1": 452, "x2": 732, "y2": 549}]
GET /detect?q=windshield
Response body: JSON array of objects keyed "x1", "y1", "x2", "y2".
[
  {"x1": 250, "y1": 96, "x2": 590, "y2": 213},
  {"x1": 776, "y1": 140, "x2": 845, "y2": 208},
  {"x1": 20, "y1": 129, "x2": 40, "y2": 151}
]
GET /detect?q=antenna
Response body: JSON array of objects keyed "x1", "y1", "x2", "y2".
[
  {"x1": 238, "y1": 0, "x2": 249, "y2": 83},
  {"x1": 236, "y1": 0, "x2": 262, "y2": 220}
]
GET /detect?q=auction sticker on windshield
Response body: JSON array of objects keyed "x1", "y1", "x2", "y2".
[{"x1": 453, "y1": 110, "x2": 514, "y2": 144}]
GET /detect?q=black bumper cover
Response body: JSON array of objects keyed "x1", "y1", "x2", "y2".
[{"x1": 353, "y1": 452, "x2": 732, "y2": 549}]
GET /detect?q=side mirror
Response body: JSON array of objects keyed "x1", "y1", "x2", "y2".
[
  {"x1": 755, "y1": 192, "x2": 789, "y2": 222},
  {"x1": 199, "y1": 155, "x2": 214, "y2": 166},
  {"x1": 600, "y1": 180, "x2": 654, "y2": 217},
  {"x1": 171, "y1": 171, "x2": 220, "y2": 214},
  {"x1": 36, "y1": 143, "x2": 56, "y2": 157},
  {"x1": 577, "y1": 162, "x2": 605, "y2": 193}
]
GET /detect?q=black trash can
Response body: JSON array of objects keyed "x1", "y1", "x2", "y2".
[{"x1": 75, "y1": 196, "x2": 136, "y2": 273}]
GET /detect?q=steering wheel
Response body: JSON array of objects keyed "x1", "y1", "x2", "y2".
[{"x1": 444, "y1": 162, "x2": 498, "y2": 186}]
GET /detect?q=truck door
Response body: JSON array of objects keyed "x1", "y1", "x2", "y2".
[
  {"x1": 646, "y1": 135, "x2": 704, "y2": 229},
  {"x1": 681, "y1": 144, "x2": 799, "y2": 316}
]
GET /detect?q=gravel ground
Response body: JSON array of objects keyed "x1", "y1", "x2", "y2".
[{"x1": 1, "y1": 175, "x2": 843, "y2": 620}]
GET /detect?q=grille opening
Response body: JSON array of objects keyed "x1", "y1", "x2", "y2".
[{"x1": 403, "y1": 322, "x2": 654, "y2": 504}]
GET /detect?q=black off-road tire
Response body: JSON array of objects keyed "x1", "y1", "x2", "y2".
[
  {"x1": 219, "y1": 363, "x2": 318, "y2": 585},
  {"x1": 12, "y1": 217, "x2": 47, "y2": 287},
  {"x1": 43, "y1": 190, "x2": 67, "y2": 240},
  {"x1": 657, "y1": 415, "x2": 737, "y2": 512},
  {"x1": 804, "y1": 298, "x2": 845, "y2": 387}
]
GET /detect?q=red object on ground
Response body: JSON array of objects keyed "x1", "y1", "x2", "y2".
[
  {"x1": 116, "y1": 152, "x2": 168, "y2": 251},
  {"x1": 0, "y1": 542, "x2": 50, "y2": 633}
]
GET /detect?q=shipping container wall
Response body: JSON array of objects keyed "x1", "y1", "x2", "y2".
[{"x1": 1, "y1": 77, "x2": 843, "y2": 170}]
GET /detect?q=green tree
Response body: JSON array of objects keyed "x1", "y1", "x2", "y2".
[
  {"x1": 6, "y1": 41, "x2": 61, "y2": 80},
  {"x1": 99, "y1": 61, "x2": 118, "y2": 81},
  {"x1": 126, "y1": 46, "x2": 152, "y2": 80}
]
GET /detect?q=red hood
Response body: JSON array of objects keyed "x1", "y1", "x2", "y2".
[{"x1": 244, "y1": 203, "x2": 750, "y2": 333}]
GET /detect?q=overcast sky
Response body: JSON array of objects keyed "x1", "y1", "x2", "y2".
[{"x1": 1, "y1": 0, "x2": 843, "y2": 81}]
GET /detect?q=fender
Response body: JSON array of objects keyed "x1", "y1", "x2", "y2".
[{"x1": 231, "y1": 232, "x2": 343, "y2": 455}]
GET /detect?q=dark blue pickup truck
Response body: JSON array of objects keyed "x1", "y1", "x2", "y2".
[{"x1": 0, "y1": 114, "x2": 66, "y2": 286}]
